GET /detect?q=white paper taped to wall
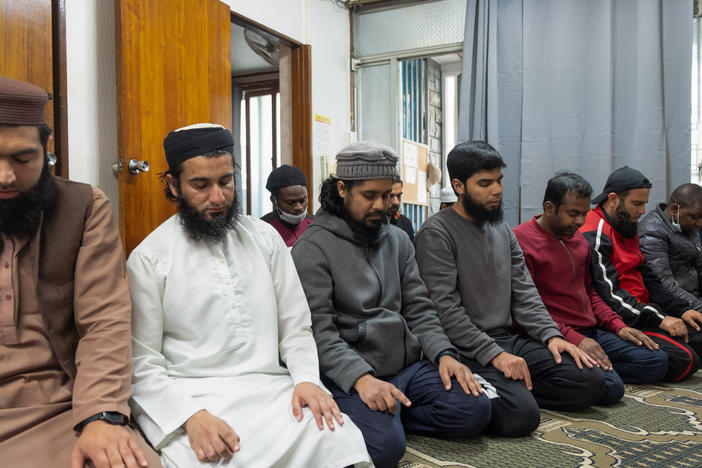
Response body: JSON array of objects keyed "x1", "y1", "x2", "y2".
[
  {"x1": 417, "y1": 170, "x2": 426, "y2": 203},
  {"x1": 403, "y1": 140, "x2": 418, "y2": 168},
  {"x1": 405, "y1": 166, "x2": 417, "y2": 184}
]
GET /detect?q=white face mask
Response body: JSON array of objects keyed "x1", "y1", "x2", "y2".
[
  {"x1": 276, "y1": 202, "x2": 307, "y2": 226},
  {"x1": 671, "y1": 203, "x2": 682, "y2": 233}
]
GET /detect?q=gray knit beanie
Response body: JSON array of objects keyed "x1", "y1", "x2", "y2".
[{"x1": 335, "y1": 141, "x2": 399, "y2": 180}]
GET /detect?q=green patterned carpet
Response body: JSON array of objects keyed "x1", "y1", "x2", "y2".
[{"x1": 400, "y1": 372, "x2": 702, "y2": 468}]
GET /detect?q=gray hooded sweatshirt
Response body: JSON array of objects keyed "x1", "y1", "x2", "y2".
[{"x1": 291, "y1": 210, "x2": 456, "y2": 394}]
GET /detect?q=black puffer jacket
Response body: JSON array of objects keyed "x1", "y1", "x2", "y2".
[{"x1": 638, "y1": 203, "x2": 702, "y2": 311}]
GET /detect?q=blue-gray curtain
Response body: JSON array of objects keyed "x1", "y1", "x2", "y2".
[{"x1": 459, "y1": 0, "x2": 692, "y2": 227}]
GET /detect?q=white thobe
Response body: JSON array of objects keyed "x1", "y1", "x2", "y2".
[{"x1": 127, "y1": 215, "x2": 371, "y2": 468}]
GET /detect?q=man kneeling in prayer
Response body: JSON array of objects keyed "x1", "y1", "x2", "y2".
[
  {"x1": 292, "y1": 141, "x2": 493, "y2": 468},
  {"x1": 127, "y1": 124, "x2": 371, "y2": 468}
]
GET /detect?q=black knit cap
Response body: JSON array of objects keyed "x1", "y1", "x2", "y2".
[
  {"x1": 266, "y1": 165, "x2": 307, "y2": 194},
  {"x1": 163, "y1": 123, "x2": 234, "y2": 170},
  {"x1": 591, "y1": 166, "x2": 652, "y2": 205}
]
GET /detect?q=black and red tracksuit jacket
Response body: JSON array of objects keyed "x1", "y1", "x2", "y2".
[{"x1": 580, "y1": 206, "x2": 689, "y2": 329}]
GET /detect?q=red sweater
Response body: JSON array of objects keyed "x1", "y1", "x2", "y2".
[
  {"x1": 269, "y1": 216, "x2": 313, "y2": 247},
  {"x1": 514, "y1": 216, "x2": 626, "y2": 345}
]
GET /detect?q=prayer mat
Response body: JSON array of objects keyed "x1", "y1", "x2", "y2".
[{"x1": 401, "y1": 371, "x2": 702, "y2": 467}]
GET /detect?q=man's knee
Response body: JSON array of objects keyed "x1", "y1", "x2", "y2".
[
  {"x1": 436, "y1": 392, "x2": 492, "y2": 437},
  {"x1": 366, "y1": 424, "x2": 406, "y2": 468},
  {"x1": 598, "y1": 370, "x2": 624, "y2": 406},
  {"x1": 639, "y1": 349, "x2": 669, "y2": 383},
  {"x1": 659, "y1": 341, "x2": 701, "y2": 382},
  {"x1": 488, "y1": 388, "x2": 540, "y2": 437},
  {"x1": 565, "y1": 366, "x2": 607, "y2": 409},
  {"x1": 330, "y1": 390, "x2": 404, "y2": 467},
  {"x1": 668, "y1": 351, "x2": 701, "y2": 382}
]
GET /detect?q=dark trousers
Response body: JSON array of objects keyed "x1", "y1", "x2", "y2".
[
  {"x1": 464, "y1": 335, "x2": 606, "y2": 438},
  {"x1": 580, "y1": 328, "x2": 669, "y2": 405},
  {"x1": 325, "y1": 360, "x2": 492, "y2": 468},
  {"x1": 642, "y1": 325, "x2": 702, "y2": 382}
]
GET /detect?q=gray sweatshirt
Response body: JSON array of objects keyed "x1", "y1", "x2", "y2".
[
  {"x1": 291, "y1": 209, "x2": 456, "y2": 394},
  {"x1": 414, "y1": 208, "x2": 561, "y2": 366}
]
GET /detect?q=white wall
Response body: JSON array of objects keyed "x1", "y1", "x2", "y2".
[
  {"x1": 65, "y1": 0, "x2": 119, "y2": 219},
  {"x1": 64, "y1": 0, "x2": 351, "y2": 215},
  {"x1": 306, "y1": 0, "x2": 351, "y2": 208}
]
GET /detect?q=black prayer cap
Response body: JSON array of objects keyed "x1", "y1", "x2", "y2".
[
  {"x1": 591, "y1": 166, "x2": 652, "y2": 205},
  {"x1": 266, "y1": 164, "x2": 307, "y2": 194},
  {"x1": 163, "y1": 123, "x2": 234, "y2": 170}
]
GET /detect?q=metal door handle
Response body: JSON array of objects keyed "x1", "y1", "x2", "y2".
[{"x1": 128, "y1": 159, "x2": 150, "y2": 174}]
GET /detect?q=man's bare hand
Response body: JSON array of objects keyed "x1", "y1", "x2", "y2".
[
  {"x1": 353, "y1": 374, "x2": 411, "y2": 414},
  {"x1": 682, "y1": 309, "x2": 702, "y2": 332},
  {"x1": 618, "y1": 326, "x2": 658, "y2": 350},
  {"x1": 578, "y1": 337, "x2": 612, "y2": 371},
  {"x1": 438, "y1": 355, "x2": 484, "y2": 397},
  {"x1": 660, "y1": 316, "x2": 688, "y2": 342},
  {"x1": 70, "y1": 421, "x2": 148, "y2": 468},
  {"x1": 490, "y1": 352, "x2": 532, "y2": 390},
  {"x1": 292, "y1": 382, "x2": 344, "y2": 431},
  {"x1": 548, "y1": 336, "x2": 597, "y2": 369},
  {"x1": 184, "y1": 409, "x2": 240, "y2": 463}
]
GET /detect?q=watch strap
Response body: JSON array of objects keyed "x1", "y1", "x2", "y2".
[{"x1": 77, "y1": 411, "x2": 127, "y2": 431}]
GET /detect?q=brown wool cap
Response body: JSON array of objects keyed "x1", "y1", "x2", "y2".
[{"x1": 0, "y1": 76, "x2": 50, "y2": 125}]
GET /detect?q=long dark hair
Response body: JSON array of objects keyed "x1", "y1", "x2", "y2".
[{"x1": 319, "y1": 176, "x2": 361, "y2": 215}]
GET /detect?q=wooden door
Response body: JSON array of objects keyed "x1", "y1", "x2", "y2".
[
  {"x1": 0, "y1": 1, "x2": 52, "y2": 124},
  {"x1": 114, "y1": 0, "x2": 232, "y2": 254},
  {"x1": 0, "y1": 0, "x2": 68, "y2": 177}
]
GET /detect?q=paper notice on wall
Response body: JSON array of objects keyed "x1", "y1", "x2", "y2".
[
  {"x1": 405, "y1": 166, "x2": 417, "y2": 184},
  {"x1": 314, "y1": 114, "x2": 332, "y2": 184},
  {"x1": 314, "y1": 114, "x2": 331, "y2": 158},
  {"x1": 417, "y1": 170, "x2": 427, "y2": 203},
  {"x1": 403, "y1": 140, "x2": 418, "y2": 168}
]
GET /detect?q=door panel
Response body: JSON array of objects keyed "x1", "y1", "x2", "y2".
[
  {"x1": 115, "y1": 0, "x2": 232, "y2": 254},
  {"x1": 290, "y1": 45, "x2": 312, "y2": 202},
  {"x1": 0, "y1": 1, "x2": 54, "y2": 149}
]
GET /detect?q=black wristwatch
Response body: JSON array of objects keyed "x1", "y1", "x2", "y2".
[{"x1": 77, "y1": 411, "x2": 128, "y2": 431}]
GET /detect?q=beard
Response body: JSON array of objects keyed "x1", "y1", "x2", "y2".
[
  {"x1": 612, "y1": 202, "x2": 638, "y2": 238},
  {"x1": 0, "y1": 168, "x2": 55, "y2": 236},
  {"x1": 462, "y1": 191, "x2": 503, "y2": 227},
  {"x1": 341, "y1": 206, "x2": 386, "y2": 247},
  {"x1": 178, "y1": 193, "x2": 239, "y2": 242}
]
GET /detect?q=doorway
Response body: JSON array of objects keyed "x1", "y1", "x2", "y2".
[
  {"x1": 230, "y1": 14, "x2": 312, "y2": 218},
  {"x1": 113, "y1": 2, "x2": 313, "y2": 254}
]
